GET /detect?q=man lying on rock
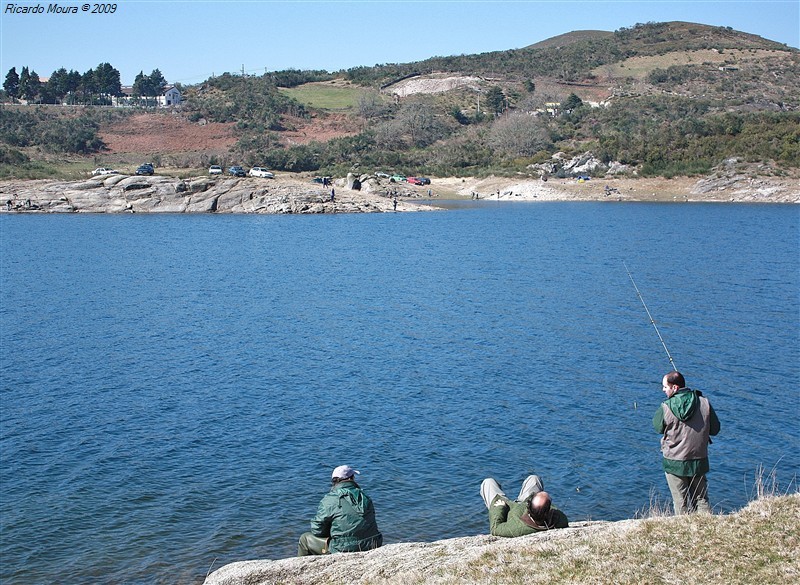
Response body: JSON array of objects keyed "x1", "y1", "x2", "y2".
[
  {"x1": 480, "y1": 474, "x2": 569, "y2": 536},
  {"x1": 297, "y1": 465, "x2": 383, "y2": 555}
]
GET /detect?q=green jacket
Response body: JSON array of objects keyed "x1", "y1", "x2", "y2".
[
  {"x1": 653, "y1": 388, "x2": 720, "y2": 477},
  {"x1": 488, "y1": 495, "x2": 569, "y2": 537},
  {"x1": 310, "y1": 480, "x2": 383, "y2": 553}
]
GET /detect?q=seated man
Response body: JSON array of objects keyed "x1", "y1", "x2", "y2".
[
  {"x1": 298, "y1": 465, "x2": 383, "y2": 556},
  {"x1": 480, "y1": 474, "x2": 569, "y2": 537}
]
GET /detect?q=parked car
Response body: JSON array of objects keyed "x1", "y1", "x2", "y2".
[
  {"x1": 248, "y1": 167, "x2": 275, "y2": 178},
  {"x1": 416, "y1": 177, "x2": 431, "y2": 185},
  {"x1": 92, "y1": 168, "x2": 118, "y2": 176},
  {"x1": 228, "y1": 166, "x2": 247, "y2": 177},
  {"x1": 135, "y1": 164, "x2": 154, "y2": 176},
  {"x1": 209, "y1": 165, "x2": 223, "y2": 175},
  {"x1": 407, "y1": 177, "x2": 423, "y2": 185},
  {"x1": 311, "y1": 176, "x2": 332, "y2": 185},
  {"x1": 389, "y1": 174, "x2": 407, "y2": 183},
  {"x1": 375, "y1": 172, "x2": 391, "y2": 179}
]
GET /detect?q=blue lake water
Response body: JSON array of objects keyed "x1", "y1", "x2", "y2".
[{"x1": 1, "y1": 202, "x2": 798, "y2": 584}]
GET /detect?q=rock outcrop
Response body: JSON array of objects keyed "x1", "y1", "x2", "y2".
[
  {"x1": 690, "y1": 157, "x2": 800, "y2": 202},
  {"x1": 203, "y1": 520, "x2": 629, "y2": 585},
  {"x1": 202, "y1": 495, "x2": 800, "y2": 585},
  {"x1": 0, "y1": 175, "x2": 435, "y2": 214}
]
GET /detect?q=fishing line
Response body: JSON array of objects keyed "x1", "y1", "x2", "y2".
[{"x1": 623, "y1": 261, "x2": 678, "y2": 372}]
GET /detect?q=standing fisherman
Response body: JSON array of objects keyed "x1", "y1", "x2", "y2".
[
  {"x1": 653, "y1": 371, "x2": 720, "y2": 514},
  {"x1": 623, "y1": 264, "x2": 722, "y2": 514}
]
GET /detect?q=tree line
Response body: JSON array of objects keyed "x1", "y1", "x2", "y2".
[
  {"x1": 2, "y1": 63, "x2": 169, "y2": 105},
  {"x1": 0, "y1": 108, "x2": 113, "y2": 154}
]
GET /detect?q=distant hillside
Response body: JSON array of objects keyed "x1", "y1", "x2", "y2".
[
  {"x1": 2, "y1": 22, "x2": 798, "y2": 181},
  {"x1": 525, "y1": 30, "x2": 613, "y2": 50},
  {"x1": 343, "y1": 21, "x2": 795, "y2": 86}
]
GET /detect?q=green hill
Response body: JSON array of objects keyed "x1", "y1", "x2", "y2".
[{"x1": 178, "y1": 21, "x2": 799, "y2": 179}]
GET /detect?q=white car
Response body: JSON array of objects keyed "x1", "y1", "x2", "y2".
[
  {"x1": 92, "y1": 168, "x2": 118, "y2": 176},
  {"x1": 209, "y1": 165, "x2": 223, "y2": 175},
  {"x1": 248, "y1": 167, "x2": 275, "y2": 178}
]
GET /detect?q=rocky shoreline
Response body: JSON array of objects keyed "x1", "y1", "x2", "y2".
[
  {"x1": 0, "y1": 174, "x2": 437, "y2": 215},
  {"x1": 435, "y1": 170, "x2": 799, "y2": 204},
  {"x1": 1, "y1": 166, "x2": 797, "y2": 215},
  {"x1": 203, "y1": 494, "x2": 799, "y2": 585},
  {"x1": 203, "y1": 520, "x2": 632, "y2": 585}
]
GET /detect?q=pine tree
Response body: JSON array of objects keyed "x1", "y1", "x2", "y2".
[
  {"x1": 23, "y1": 70, "x2": 41, "y2": 102},
  {"x1": 3, "y1": 67, "x2": 20, "y2": 98},
  {"x1": 18, "y1": 66, "x2": 30, "y2": 100},
  {"x1": 94, "y1": 62, "x2": 122, "y2": 97},
  {"x1": 485, "y1": 86, "x2": 506, "y2": 115}
]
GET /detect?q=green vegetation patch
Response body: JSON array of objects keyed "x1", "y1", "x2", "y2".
[{"x1": 280, "y1": 82, "x2": 363, "y2": 110}]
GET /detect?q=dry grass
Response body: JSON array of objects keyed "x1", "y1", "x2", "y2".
[
  {"x1": 403, "y1": 495, "x2": 800, "y2": 585},
  {"x1": 595, "y1": 48, "x2": 776, "y2": 80}
]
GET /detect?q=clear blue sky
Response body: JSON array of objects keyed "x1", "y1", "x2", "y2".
[{"x1": 1, "y1": 1, "x2": 798, "y2": 86}]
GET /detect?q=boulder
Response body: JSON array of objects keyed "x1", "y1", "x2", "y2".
[
  {"x1": 606, "y1": 162, "x2": 633, "y2": 175},
  {"x1": 563, "y1": 152, "x2": 604, "y2": 175}
]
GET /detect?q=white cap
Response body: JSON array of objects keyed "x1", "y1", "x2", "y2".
[{"x1": 331, "y1": 465, "x2": 360, "y2": 480}]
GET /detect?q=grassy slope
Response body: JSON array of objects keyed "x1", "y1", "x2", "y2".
[
  {"x1": 595, "y1": 48, "x2": 786, "y2": 80},
  {"x1": 279, "y1": 82, "x2": 364, "y2": 111},
  {"x1": 453, "y1": 494, "x2": 799, "y2": 585}
]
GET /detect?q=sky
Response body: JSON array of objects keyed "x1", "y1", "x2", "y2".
[{"x1": 1, "y1": 1, "x2": 798, "y2": 86}]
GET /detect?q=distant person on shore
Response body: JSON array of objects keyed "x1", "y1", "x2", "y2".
[
  {"x1": 480, "y1": 474, "x2": 569, "y2": 536},
  {"x1": 654, "y1": 371, "x2": 720, "y2": 515},
  {"x1": 297, "y1": 465, "x2": 383, "y2": 556},
  {"x1": 330, "y1": 188, "x2": 335, "y2": 202}
]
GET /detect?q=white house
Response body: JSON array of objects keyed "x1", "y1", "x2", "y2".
[
  {"x1": 158, "y1": 86, "x2": 181, "y2": 106},
  {"x1": 112, "y1": 85, "x2": 181, "y2": 107}
]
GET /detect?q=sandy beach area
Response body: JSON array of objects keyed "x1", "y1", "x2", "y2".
[{"x1": 428, "y1": 173, "x2": 799, "y2": 204}]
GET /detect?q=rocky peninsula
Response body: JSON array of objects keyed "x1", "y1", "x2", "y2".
[
  {"x1": 203, "y1": 494, "x2": 798, "y2": 585},
  {"x1": 0, "y1": 173, "x2": 437, "y2": 215}
]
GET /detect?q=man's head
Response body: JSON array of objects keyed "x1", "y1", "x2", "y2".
[
  {"x1": 331, "y1": 465, "x2": 359, "y2": 483},
  {"x1": 528, "y1": 491, "x2": 552, "y2": 525},
  {"x1": 662, "y1": 371, "x2": 685, "y2": 398}
]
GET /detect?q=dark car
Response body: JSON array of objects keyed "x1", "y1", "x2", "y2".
[
  {"x1": 228, "y1": 166, "x2": 247, "y2": 177},
  {"x1": 416, "y1": 177, "x2": 431, "y2": 185},
  {"x1": 135, "y1": 163, "x2": 154, "y2": 176}
]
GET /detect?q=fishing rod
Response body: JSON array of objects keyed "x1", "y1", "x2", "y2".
[{"x1": 623, "y1": 261, "x2": 678, "y2": 372}]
